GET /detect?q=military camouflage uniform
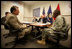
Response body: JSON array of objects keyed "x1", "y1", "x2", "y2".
[
  {"x1": 6, "y1": 13, "x2": 32, "y2": 38},
  {"x1": 41, "y1": 15, "x2": 67, "y2": 40}
]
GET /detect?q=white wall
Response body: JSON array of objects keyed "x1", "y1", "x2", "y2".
[
  {"x1": 30, "y1": 1, "x2": 71, "y2": 17},
  {"x1": 1, "y1": 1, "x2": 24, "y2": 22},
  {"x1": 24, "y1": 4, "x2": 31, "y2": 17}
]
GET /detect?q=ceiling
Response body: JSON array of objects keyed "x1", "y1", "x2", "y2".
[
  {"x1": 22, "y1": 1, "x2": 39, "y2": 5},
  {"x1": 22, "y1": 1, "x2": 48, "y2": 6}
]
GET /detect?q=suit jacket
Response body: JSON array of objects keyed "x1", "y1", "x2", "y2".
[
  {"x1": 47, "y1": 17, "x2": 53, "y2": 24},
  {"x1": 38, "y1": 17, "x2": 48, "y2": 23},
  {"x1": 6, "y1": 13, "x2": 26, "y2": 30}
]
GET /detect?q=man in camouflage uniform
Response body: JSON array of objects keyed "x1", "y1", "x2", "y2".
[
  {"x1": 1, "y1": 12, "x2": 10, "y2": 25},
  {"x1": 37, "y1": 9, "x2": 67, "y2": 45},
  {"x1": 5, "y1": 6, "x2": 32, "y2": 39}
]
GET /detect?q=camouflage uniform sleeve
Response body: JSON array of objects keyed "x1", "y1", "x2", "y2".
[{"x1": 51, "y1": 16, "x2": 63, "y2": 31}]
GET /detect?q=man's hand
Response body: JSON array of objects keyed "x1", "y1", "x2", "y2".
[{"x1": 20, "y1": 24, "x2": 27, "y2": 29}]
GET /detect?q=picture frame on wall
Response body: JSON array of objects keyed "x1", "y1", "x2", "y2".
[{"x1": 33, "y1": 8, "x2": 40, "y2": 17}]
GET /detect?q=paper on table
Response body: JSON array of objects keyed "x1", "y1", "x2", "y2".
[
  {"x1": 31, "y1": 22, "x2": 51, "y2": 25},
  {"x1": 46, "y1": 22, "x2": 51, "y2": 24},
  {"x1": 32, "y1": 23, "x2": 47, "y2": 25},
  {"x1": 37, "y1": 22, "x2": 51, "y2": 25},
  {"x1": 21, "y1": 21, "x2": 34, "y2": 24}
]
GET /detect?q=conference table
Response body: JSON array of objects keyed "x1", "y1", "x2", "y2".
[
  {"x1": 22, "y1": 21, "x2": 52, "y2": 27},
  {"x1": 22, "y1": 21, "x2": 52, "y2": 39}
]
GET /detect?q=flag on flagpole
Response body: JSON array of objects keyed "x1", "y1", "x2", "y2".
[
  {"x1": 47, "y1": 5, "x2": 52, "y2": 15},
  {"x1": 56, "y1": 3, "x2": 61, "y2": 14},
  {"x1": 47, "y1": 5, "x2": 53, "y2": 24},
  {"x1": 41, "y1": 7, "x2": 45, "y2": 23},
  {"x1": 42, "y1": 7, "x2": 45, "y2": 15}
]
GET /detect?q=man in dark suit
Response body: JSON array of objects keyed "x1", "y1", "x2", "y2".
[{"x1": 38, "y1": 15, "x2": 48, "y2": 23}]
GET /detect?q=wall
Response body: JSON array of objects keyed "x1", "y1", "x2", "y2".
[
  {"x1": 1, "y1": 1, "x2": 24, "y2": 22},
  {"x1": 30, "y1": 1, "x2": 71, "y2": 17},
  {"x1": 21, "y1": 3, "x2": 33, "y2": 22}
]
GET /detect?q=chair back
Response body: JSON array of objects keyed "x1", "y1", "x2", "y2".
[
  {"x1": 4, "y1": 24, "x2": 10, "y2": 29},
  {"x1": 61, "y1": 17, "x2": 71, "y2": 40},
  {"x1": 56, "y1": 17, "x2": 71, "y2": 40},
  {"x1": 65, "y1": 25, "x2": 71, "y2": 39}
]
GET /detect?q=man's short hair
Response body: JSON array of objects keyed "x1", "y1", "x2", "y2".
[
  {"x1": 10, "y1": 6, "x2": 18, "y2": 13},
  {"x1": 5, "y1": 12, "x2": 9, "y2": 15}
]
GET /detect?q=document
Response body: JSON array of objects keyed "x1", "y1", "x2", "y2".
[{"x1": 21, "y1": 21, "x2": 34, "y2": 24}]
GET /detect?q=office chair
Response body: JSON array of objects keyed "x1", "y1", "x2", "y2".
[{"x1": 3, "y1": 24, "x2": 25, "y2": 48}]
